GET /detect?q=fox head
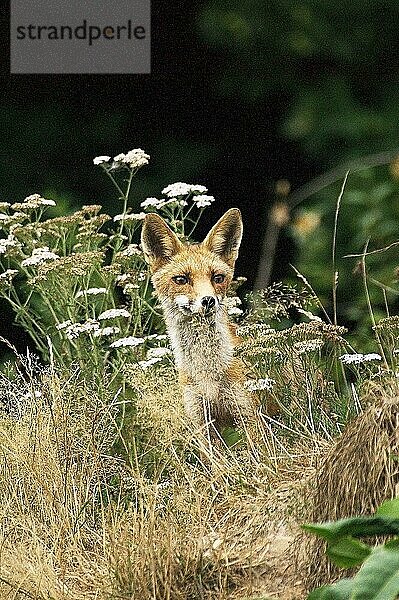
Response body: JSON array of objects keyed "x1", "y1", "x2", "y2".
[{"x1": 141, "y1": 208, "x2": 243, "y2": 317}]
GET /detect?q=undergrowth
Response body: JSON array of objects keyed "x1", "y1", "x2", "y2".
[{"x1": 0, "y1": 151, "x2": 399, "y2": 598}]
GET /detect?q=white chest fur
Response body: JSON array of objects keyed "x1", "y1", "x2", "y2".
[{"x1": 163, "y1": 305, "x2": 234, "y2": 381}]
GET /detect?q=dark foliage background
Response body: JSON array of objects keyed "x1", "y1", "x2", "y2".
[{"x1": 1, "y1": 0, "x2": 399, "y2": 349}]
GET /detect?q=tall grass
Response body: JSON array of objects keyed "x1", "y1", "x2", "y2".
[
  {"x1": 0, "y1": 353, "x2": 312, "y2": 600},
  {"x1": 1, "y1": 153, "x2": 399, "y2": 598}
]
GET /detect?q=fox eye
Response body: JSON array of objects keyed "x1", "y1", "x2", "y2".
[
  {"x1": 172, "y1": 275, "x2": 188, "y2": 285},
  {"x1": 212, "y1": 273, "x2": 225, "y2": 284}
]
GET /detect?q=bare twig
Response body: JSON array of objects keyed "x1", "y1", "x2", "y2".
[{"x1": 344, "y1": 240, "x2": 399, "y2": 259}]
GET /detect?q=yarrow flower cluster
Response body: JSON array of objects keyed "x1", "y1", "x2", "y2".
[
  {"x1": 244, "y1": 378, "x2": 275, "y2": 392},
  {"x1": 224, "y1": 296, "x2": 243, "y2": 316},
  {"x1": 93, "y1": 326, "x2": 121, "y2": 338},
  {"x1": 20, "y1": 194, "x2": 56, "y2": 209},
  {"x1": 93, "y1": 148, "x2": 150, "y2": 170},
  {"x1": 110, "y1": 336, "x2": 145, "y2": 348},
  {"x1": 146, "y1": 347, "x2": 172, "y2": 359},
  {"x1": 293, "y1": 338, "x2": 324, "y2": 354},
  {"x1": 0, "y1": 269, "x2": 18, "y2": 289},
  {"x1": 21, "y1": 247, "x2": 59, "y2": 267},
  {"x1": 75, "y1": 287, "x2": 107, "y2": 299},
  {"x1": 140, "y1": 197, "x2": 160, "y2": 208},
  {"x1": 140, "y1": 183, "x2": 215, "y2": 212},
  {"x1": 113, "y1": 212, "x2": 147, "y2": 222},
  {"x1": 56, "y1": 320, "x2": 72, "y2": 330},
  {"x1": 0, "y1": 235, "x2": 20, "y2": 255},
  {"x1": 162, "y1": 183, "x2": 207, "y2": 197},
  {"x1": 98, "y1": 308, "x2": 131, "y2": 320},
  {"x1": 118, "y1": 244, "x2": 143, "y2": 257},
  {"x1": 133, "y1": 356, "x2": 164, "y2": 370},
  {"x1": 339, "y1": 353, "x2": 382, "y2": 365},
  {"x1": 93, "y1": 156, "x2": 111, "y2": 165},
  {"x1": 236, "y1": 323, "x2": 273, "y2": 338},
  {"x1": 63, "y1": 319, "x2": 100, "y2": 340},
  {"x1": 0, "y1": 269, "x2": 18, "y2": 281},
  {"x1": 140, "y1": 197, "x2": 188, "y2": 209},
  {"x1": 194, "y1": 195, "x2": 215, "y2": 208}
]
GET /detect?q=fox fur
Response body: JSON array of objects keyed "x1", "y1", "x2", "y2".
[{"x1": 141, "y1": 208, "x2": 257, "y2": 436}]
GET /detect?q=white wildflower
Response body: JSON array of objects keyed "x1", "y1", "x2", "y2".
[
  {"x1": 147, "y1": 347, "x2": 172, "y2": 359},
  {"x1": 244, "y1": 378, "x2": 275, "y2": 392},
  {"x1": 114, "y1": 212, "x2": 147, "y2": 222},
  {"x1": 0, "y1": 269, "x2": 18, "y2": 283},
  {"x1": 56, "y1": 320, "x2": 72, "y2": 330},
  {"x1": 0, "y1": 235, "x2": 19, "y2": 255},
  {"x1": 160, "y1": 197, "x2": 188, "y2": 207},
  {"x1": 236, "y1": 323, "x2": 272, "y2": 337},
  {"x1": 0, "y1": 214, "x2": 10, "y2": 221},
  {"x1": 119, "y1": 244, "x2": 142, "y2": 257},
  {"x1": 110, "y1": 336, "x2": 145, "y2": 348},
  {"x1": 123, "y1": 283, "x2": 140, "y2": 294},
  {"x1": 0, "y1": 203, "x2": 10, "y2": 210},
  {"x1": 162, "y1": 182, "x2": 208, "y2": 198},
  {"x1": 112, "y1": 149, "x2": 149, "y2": 169},
  {"x1": 294, "y1": 339, "x2": 324, "y2": 354},
  {"x1": 116, "y1": 273, "x2": 131, "y2": 284},
  {"x1": 21, "y1": 246, "x2": 59, "y2": 267},
  {"x1": 22, "y1": 194, "x2": 56, "y2": 208},
  {"x1": 363, "y1": 353, "x2": 382, "y2": 362},
  {"x1": 225, "y1": 296, "x2": 243, "y2": 316},
  {"x1": 64, "y1": 319, "x2": 100, "y2": 340},
  {"x1": 123, "y1": 148, "x2": 150, "y2": 169},
  {"x1": 75, "y1": 287, "x2": 107, "y2": 299},
  {"x1": 93, "y1": 155, "x2": 111, "y2": 165},
  {"x1": 133, "y1": 357, "x2": 163, "y2": 370},
  {"x1": 339, "y1": 353, "x2": 382, "y2": 365},
  {"x1": 98, "y1": 308, "x2": 131, "y2": 320},
  {"x1": 194, "y1": 195, "x2": 215, "y2": 208},
  {"x1": 227, "y1": 306, "x2": 243, "y2": 316},
  {"x1": 141, "y1": 197, "x2": 163, "y2": 208},
  {"x1": 23, "y1": 193, "x2": 41, "y2": 203},
  {"x1": 93, "y1": 326, "x2": 121, "y2": 338}
]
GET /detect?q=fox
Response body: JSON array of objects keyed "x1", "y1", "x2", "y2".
[{"x1": 141, "y1": 208, "x2": 257, "y2": 439}]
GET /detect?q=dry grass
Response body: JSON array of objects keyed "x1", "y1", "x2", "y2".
[
  {"x1": 0, "y1": 361, "x2": 312, "y2": 600},
  {"x1": 7, "y1": 354, "x2": 398, "y2": 599},
  {"x1": 301, "y1": 378, "x2": 399, "y2": 591}
]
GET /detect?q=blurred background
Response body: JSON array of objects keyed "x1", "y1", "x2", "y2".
[{"x1": 2, "y1": 0, "x2": 399, "y2": 348}]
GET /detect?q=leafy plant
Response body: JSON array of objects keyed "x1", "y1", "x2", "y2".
[
  {"x1": 305, "y1": 498, "x2": 399, "y2": 599},
  {"x1": 0, "y1": 149, "x2": 217, "y2": 383}
]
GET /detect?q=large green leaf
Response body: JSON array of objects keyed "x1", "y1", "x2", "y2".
[
  {"x1": 376, "y1": 499, "x2": 399, "y2": 519},
  {"x1": 327, "y1": 537, "x2": 371, "y2": 568},
  {"x1": 303, "y1": 517, "x2": 399, "y2": 543},
  {"x1": 352, "y1": 546, "x2": 399, "y2": 599},
  {"x1": 307, "y1": 578, "x2": 354, "y2": 599}
]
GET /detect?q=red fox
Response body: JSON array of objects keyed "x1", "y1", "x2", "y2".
[{"x1": 141, "y1": 208, "x2": 257, "y2": 438}]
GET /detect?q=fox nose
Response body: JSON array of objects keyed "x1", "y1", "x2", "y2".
[{"x1": 201, "y1": 296, "x2": 216, "y2": 311}]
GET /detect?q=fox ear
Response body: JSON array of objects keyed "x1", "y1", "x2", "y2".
[
  {"x1": 202, "y1": 208, "x2": 243, "y2": 267},
  {"x1": 141, "y1": 214, "x2": 183, "y2": 270}
]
